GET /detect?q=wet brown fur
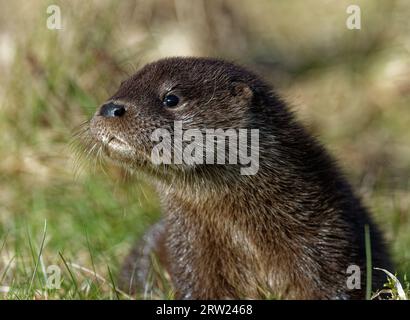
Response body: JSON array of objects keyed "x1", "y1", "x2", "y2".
[{"x1": 84, "y1": 57, "x2": 392, "y2": 299}]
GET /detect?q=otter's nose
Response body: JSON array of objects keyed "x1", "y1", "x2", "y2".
[{"x1": 99, "y1": 102, "x2": 126, "y2": 118}]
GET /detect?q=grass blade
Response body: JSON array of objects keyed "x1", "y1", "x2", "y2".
[{"x1": 364, "y1": 224, "x2": 372, "y2": 300}]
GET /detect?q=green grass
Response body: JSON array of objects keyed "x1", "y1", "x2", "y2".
[
  {"x1": 0, "y1": 0, "x2": 409, "y2": 299},
  {"x1": 0, "y1": 171, "x2": 161, "y2": 299}
]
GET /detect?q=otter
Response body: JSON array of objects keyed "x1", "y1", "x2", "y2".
[{"x1": 83, "y1": 57, "x2": 391, "y2": 299}]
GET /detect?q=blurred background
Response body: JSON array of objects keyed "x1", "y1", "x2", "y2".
[{"x1": 0, "y1": 0, "x2": 409, "y2": 299}]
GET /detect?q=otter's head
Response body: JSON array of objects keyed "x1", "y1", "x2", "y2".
[{"x1": 87, "y1": 57, "x2": 265, "y2": 179}]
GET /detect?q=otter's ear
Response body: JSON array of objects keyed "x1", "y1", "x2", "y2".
[{"x1": 231, "y1": 82, "x2": 253, "y2": 103}]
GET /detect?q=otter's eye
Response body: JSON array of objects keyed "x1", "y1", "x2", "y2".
[{"x1": 163, "y1": 94, "x2": 180, "y2": 108}]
